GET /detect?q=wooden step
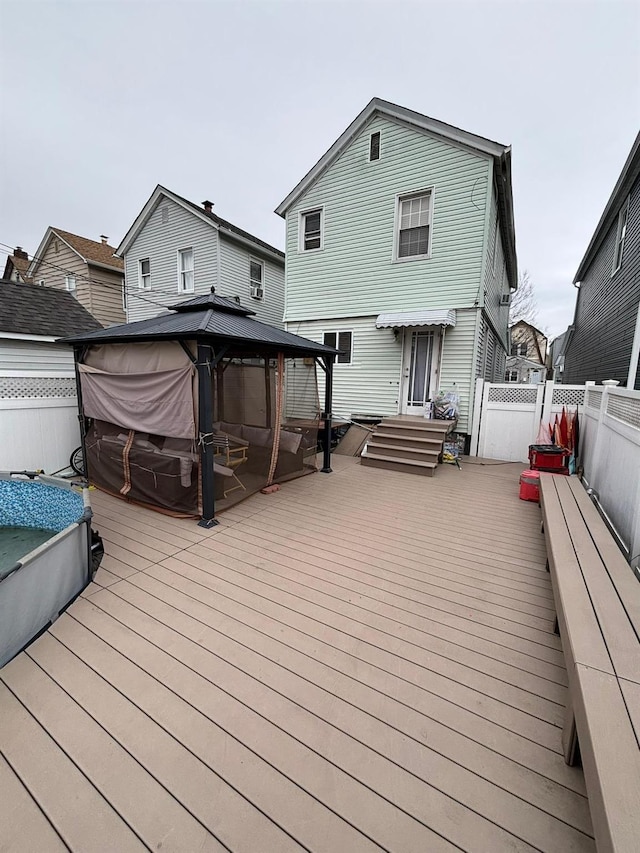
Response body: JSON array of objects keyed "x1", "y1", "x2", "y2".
[
  {"x1": 360, "y1": 452, "x2": 437, "y2": 477},
  {"x1": 373, "y1": 432, "x2": 443, "y2": 451},
  {"x1": 365, "y1": 442, "x2": 440, "y2": 463},
  {"x1": 381, "y1": 417, "x2": 454, "y2": 433},
  {"x1": 375, "y1": 423, "x2": 449, "y2": 441}
]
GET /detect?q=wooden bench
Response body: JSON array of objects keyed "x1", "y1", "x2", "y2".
[{"x1": 539, "y1": 473, "x2": 640, "y2": 853}]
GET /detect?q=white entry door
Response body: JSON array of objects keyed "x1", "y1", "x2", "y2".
[{"x1": 400, "y1": 328, "x2": 440, "y2": 415}]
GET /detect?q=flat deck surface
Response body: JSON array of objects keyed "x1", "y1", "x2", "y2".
[{"x1": 0, "y1": 457, "x2": 595, "y2": 852}]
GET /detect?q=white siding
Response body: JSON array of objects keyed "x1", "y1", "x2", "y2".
[
  {"x1": 219, "y1": 237, "x2": 285, "y2": 327},
  {"x1": 124, "y1": 197, "x2": 285, "y2": 327},
  {"x1": 0, "y1": 340, "x2": 75, "y2": 372},
  {"x1": 284, "y1": 115, "x2": 492, "y2": 323}
]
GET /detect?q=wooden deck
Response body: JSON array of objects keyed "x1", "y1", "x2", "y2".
[{"x1": 0, "y1": 457, "x2": 595, "y2": 852}]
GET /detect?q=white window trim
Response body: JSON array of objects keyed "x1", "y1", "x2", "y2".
[
  {"x1": 177, "y1": 247, "x2": 195, "y2": 293},
  {"x1": 505, "y1": 370, "x2": 518, "y2": 382},
  {"x1": 64, "y1": 275, "x2": 76, "y2": 292},
  {"x1": 392, "y1": 187, "x2": 434, "y2": 263},
  {"x1": 322, "y1": 329, "x2": 353, "y2": 366},
  {"x1": 249, "y1": 257, "x2": 265, "y2": 300},
  {"x1": 612, "y1": 196, "x2": 630, "y2": 276},
  {"x1": 369, "y1": 131, "x2": 381, "y2": 162},
  {"x1": 138, "y1": 258, "x2": 151, "y2": 290},
  {"x1": 299, "y1": 206, "x2": 324, "y2": 253}
]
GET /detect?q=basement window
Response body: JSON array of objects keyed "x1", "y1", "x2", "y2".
[{"x1": 323, "y1": 330, "x2": 352, "y2": 364}]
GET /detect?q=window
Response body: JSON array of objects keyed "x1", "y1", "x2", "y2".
[
  {"x1": 250, "y1": 259, "x2": 264, "y2": 299},
  {"x1": 323, "y1": 330, "x2": 352, "y2": 364},
  {"x1": 505, "y1": 370, "x2": 519, "y2": 382},
  {"x1": 301, "y1": 208, "x2": 323, "y2": 251},
  {"x1": 612, "y1": 197, "x2": 629, "y2": 275},
  {"x1": 138, "y1": 258, "x2": 151, "y2": 289},
  {"x1": 369, "y1": 132, "x2": 381, "y2": 161},
  {"x1": 511, "y1": 342, "x2": 527, "y2": 356},
  {"x1": 65, "y1": 275, "x2": 76, "y2": 295},
  {"x1": 178, "y1": 248, "x2": 194, "y2": 292},
  {"x1": 396, "y1": 191, "x2": 432, "y2": 259}
]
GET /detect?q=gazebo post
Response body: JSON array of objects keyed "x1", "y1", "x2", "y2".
[
  {"x1": 321, "y1": 354, "x2": 334, "y2": 473},
  {"x1": 197, "y1": 342, "x2": 219, "y2": 528}
]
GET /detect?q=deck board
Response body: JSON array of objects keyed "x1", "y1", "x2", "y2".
[{"x1": 0, "y1": 457, "x2": 596, "y2": 851}]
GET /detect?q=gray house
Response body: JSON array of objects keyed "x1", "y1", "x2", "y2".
[
  {"x1": 275, "y1": 98, "x2": 517, "y2": 437},
  {"x1": 117, "y1": 185, "x2": 285, "y2": 328},
  {"x1": 564, "y1": 132, "x2": 640, "y2": 389}
]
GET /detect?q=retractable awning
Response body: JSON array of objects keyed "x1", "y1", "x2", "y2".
[{"x1": 375, "y1": 309, "x2": 457, "y2": 329}]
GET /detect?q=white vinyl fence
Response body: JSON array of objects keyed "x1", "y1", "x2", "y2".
[
  {"x1": 470, "y1": 379, "x2": 640, "y2": 565},
  {"x1": 470, "y1": 379, "x2": 586, "y2": 464},
  {"x1": 0, "y1": 373, "x2": 80, "y2": 474},
  {"x1": 580, "y1": 385, "x2": 640, "y2": 566}
]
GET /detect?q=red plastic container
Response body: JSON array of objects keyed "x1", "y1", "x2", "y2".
[
  {"x1": 519, "y1": 469, "x2": 540, "y2": 502},
  {"x1": 528, "y1": 445, "x2": 570, "y2": 474}
]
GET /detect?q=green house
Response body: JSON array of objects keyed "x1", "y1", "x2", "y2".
[{"x1": 276, "y1": 98, "x2": 517, "y2": 440}]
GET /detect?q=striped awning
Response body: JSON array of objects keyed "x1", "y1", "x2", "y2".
[{"x1": 375, "y1": 309, "x2": 457, "y2": 329}]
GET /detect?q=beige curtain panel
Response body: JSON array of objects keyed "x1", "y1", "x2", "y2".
[{"x1": 79, "y1": 364, "x2": 196, "y2": 439}]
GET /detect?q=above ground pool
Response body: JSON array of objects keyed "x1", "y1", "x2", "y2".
[{"x1": 0, "y1": 473, "x2": 96, "y2": 667}]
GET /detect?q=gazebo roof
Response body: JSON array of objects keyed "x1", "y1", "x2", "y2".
[{"x1": 60, "y1": 290, "x2": 338, "y2": 358}]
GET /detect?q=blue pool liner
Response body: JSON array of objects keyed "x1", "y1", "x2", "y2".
[{"x1": 0, "y1": 481, "x2": 84, "y2": 532}]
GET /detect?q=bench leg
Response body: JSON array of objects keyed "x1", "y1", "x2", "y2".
[{"x1": 562, "y1": 702, "x2": 579, "y2": 766}]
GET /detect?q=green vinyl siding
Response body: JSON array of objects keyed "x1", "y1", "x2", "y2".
[
  {"x1": 284, "y1": 115, "x2": 492, "y2": 323},
  {"x1": 288, "y1": 309, "x2": 478, "y2": 431}
]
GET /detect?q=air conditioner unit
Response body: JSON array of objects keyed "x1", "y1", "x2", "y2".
[
  {"x1": 250, "y1": 285, "x2": 264, "y2": 300},
  {"x1": 500, "y1": 293, "x2": 511, "y2": 306}
]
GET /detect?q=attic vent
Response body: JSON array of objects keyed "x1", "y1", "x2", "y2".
[
  {"x1": 161, "y1": 205, "x2": 169, "y2": 224},
  {"x1": 500, "y1": 293, "x2": 511, "y2": 306},
  {"x1": 369, "y1": 132, "x2": 381, "y2": 161}
]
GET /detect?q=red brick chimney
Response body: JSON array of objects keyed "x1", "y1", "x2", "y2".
[{"x1": 13, "y1": 246, "x2": 28, "y2": 259}]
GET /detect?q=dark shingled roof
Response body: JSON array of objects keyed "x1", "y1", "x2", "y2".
[
  {"x1": 168, "y1": 292, "x2": 256, "y2": 316},
  {"x1": 1, "y1": 280, "x2": 103, "y2": 337},
  {"x1": 60, "y1": 295, "x2": 337, "y2": 357}
]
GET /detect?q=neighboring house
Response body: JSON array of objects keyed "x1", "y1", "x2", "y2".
[
  {"x1": 564, "y1": 132, "x2": 640, "y2": 389},
  {"x1": 116, "y1": 185, "x2": 285, "y2": 328},
  {"x1": 505, "y1": 320, "x2": 547, "y2": 383},
  {"x1": 27, "y1": 228, "x2": 125, "y2": 327},
  {"x1": 275, "y1": 98, "x2": 517, "y2": 438},
  {"x1": 547, "y1": 328, "x2": 570, "y2": 382},
  {"x1": 2, "y1": 247, "x2": 33, "y2": 283},
  {"x1": 0, "y1": 279, "x2": 102, "y2": 472}
]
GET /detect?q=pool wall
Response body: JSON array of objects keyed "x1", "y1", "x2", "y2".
[{"x1": 0, "y1": 474, "x2": 93, "y2": 667}]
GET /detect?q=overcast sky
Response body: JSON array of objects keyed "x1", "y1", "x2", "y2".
[{"x1": 1, "y1": 0, "x2": 638, "y2": 337}]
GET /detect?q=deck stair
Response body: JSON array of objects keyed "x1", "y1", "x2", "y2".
[{"x1": 360, "y1": 416, "x2": 455, "y2": 477}]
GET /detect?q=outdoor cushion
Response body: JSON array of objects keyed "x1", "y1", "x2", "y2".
[
  {"x1": 279, "y1": 430, "x2": 302, "y2": 455},
  {"x1": 242, "y1": 425, "x2": 273, "y2": 448}
]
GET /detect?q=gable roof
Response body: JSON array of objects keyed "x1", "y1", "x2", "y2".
[
  {"x1": 28, "y1": 227, "x2": 124, "y2": 278},
  {"x1": 116, "y1": 185, "x2": 285, "y2": 265},
  {"x1": 509, "y1": 319, "x2": 547, "y2": 340},
  {"x1": 60, "y1": 293, "x2": 337, "y2": 358},
  {"x1": 0, "y1": 279, "x2": 102, "y2": 337},
  {"x1": 574, "y1": 131, "x2": 640, "y2": 284},
  {"x1": 274, "y1": 97, "x2": 517, "y2": 290},
  {"x1": 2, "y1": 251, "x2": 33, "y2": 283}
]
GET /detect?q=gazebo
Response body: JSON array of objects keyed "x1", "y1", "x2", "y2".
[{"x1": 62, "y1": 290, "x2": 337, "y2": 526}]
